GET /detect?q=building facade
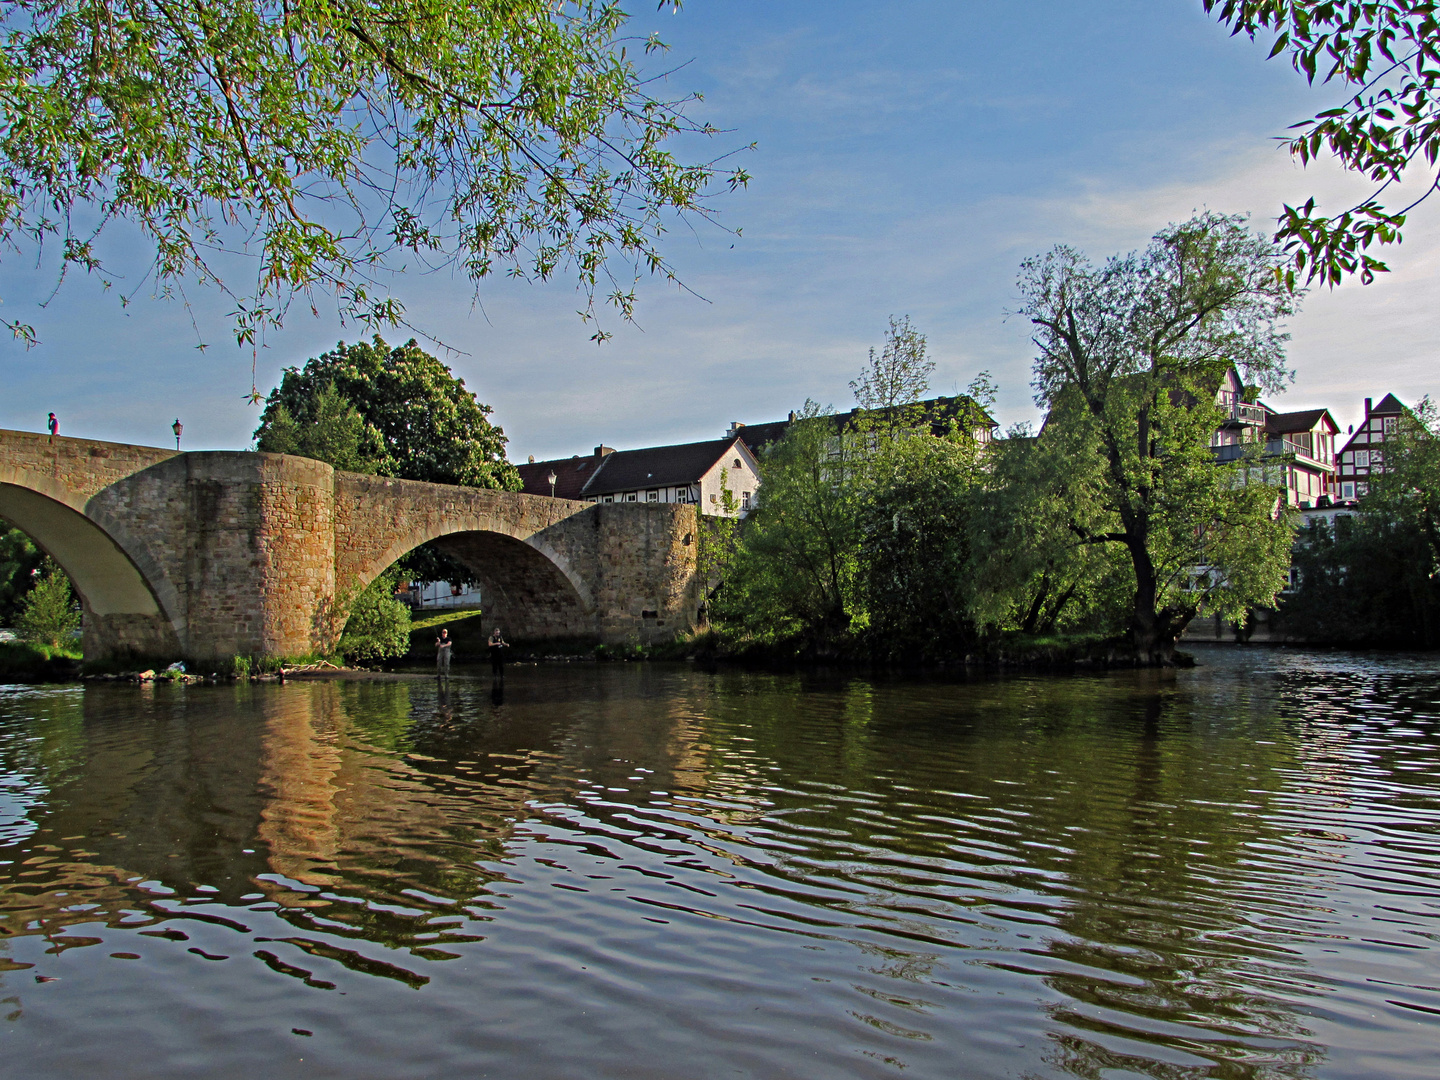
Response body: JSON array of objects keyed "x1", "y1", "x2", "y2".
[
  {"x1": 1209, "y1": 367, "x2": 1339, "y2": 508},
  {"x1": 1335, "y1": 394, "x2": 1407, "y2": 501},
  {"x1": 517, "y1": 437, "x2": 761, "y2": 517}
]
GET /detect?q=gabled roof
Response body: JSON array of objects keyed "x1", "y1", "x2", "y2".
[
  {"x1": 1371, "y1": 393, "x2": 1406, "y2": 415},
  {"x1": 580, "y1": 438, "x2": 750, "y2": 497},
  {"x1": 1266, "y1": 409, "x2": 1337, "y2": 436},
  {"x1": 516, "y1": 453, "x2": 609, "y2": 500}
]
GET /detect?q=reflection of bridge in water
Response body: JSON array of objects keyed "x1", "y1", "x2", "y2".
[
  {"x1": 0, "y1": 677, "x2": 720, "y2": 990},
  {"x1": 0, "y1": 430, "x2": 699, "y2": 663}
]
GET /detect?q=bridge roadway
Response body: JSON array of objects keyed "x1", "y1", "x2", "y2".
[{"x1": 0, "y1": 429, "x2": 699, "y2": 665}]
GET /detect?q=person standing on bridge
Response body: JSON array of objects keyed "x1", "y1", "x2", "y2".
[
  {"x1": 47, "y1": 413, "x2": 58, "y2": 441},
  {"x1": 488, "y1": 627, "x2": 508, "y2": 677},
  {"x1": 436, "y1": 627, "x2": 453, "y2": 677}
]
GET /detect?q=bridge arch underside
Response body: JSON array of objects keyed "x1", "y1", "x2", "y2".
[
  {"x1": 424, "y1": 531, "x2": 595, "y2": 644},
  {"x1": 0, "y1": 483, "x2": 181, "y2": 660}
]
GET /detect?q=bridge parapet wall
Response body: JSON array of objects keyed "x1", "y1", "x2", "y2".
[{"x1": 0, "y1": 429, "x2": 178, "y2": 506}]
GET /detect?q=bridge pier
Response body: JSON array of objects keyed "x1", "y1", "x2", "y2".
[{"x1": 2, "y1": 430, "x2": 700, "y2": 666}]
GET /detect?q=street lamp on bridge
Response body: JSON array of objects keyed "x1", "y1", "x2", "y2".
[
  {"x1": 172, "y1": 419, "x2": 183, "y2": 450},
  {"x1": 548, "y1": 469, "x2": 557, "y2": 498}
]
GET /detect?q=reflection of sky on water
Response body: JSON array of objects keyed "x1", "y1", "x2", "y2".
[{"x1": 0, "y1": 654, "x2": 1437, "y2": 1079}]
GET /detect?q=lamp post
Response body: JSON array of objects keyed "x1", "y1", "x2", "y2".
[
  {"x1": 547, "y1": 469, "x2": 557, "y2": 498},
  {"x1": 172, "y1": 419, "x2": 183, "y2": 450}
]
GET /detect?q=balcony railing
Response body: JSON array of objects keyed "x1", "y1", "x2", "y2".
[
  {"x1": 1219, "y1": 399, "x2": 1267, "y2": 425},
  {"x1": 1212, "y1": 439, "x2": 1332, "y2": 469}
]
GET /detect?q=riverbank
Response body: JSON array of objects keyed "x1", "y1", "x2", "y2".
[
  {"x1": 685, "y1": 628, "x2": 1199, "y2": 670},
  {"x1": 0, "y1": 640, "x2": 82, "y2": 682}
]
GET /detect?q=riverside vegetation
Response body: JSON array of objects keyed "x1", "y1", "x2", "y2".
[
  {"x1": 703, "y1": 214, "x2": 1439, "y2": 667},
  {"x1": 5, "y1": 219, "x2": 1437, "y2": 675}
]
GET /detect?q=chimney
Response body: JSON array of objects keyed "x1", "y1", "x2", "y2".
[
  {"x1": 594, "y1": 444, "x2": 615, "y2": 457},
  {"x1": 1365, "y1": 397, "x2": 1373, "y2": 416},
  {"x1": 725, "y1": 422, "x2": 745, "y2": 439},
  {"x1": 528, "y1": 455, "x2": 535, "y2": 464}
]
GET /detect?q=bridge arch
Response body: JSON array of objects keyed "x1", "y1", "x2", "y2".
[
  {"x1": 0, "y1": 476, "x2": 183, "y2": 658},
  {"x1": 345, "y1": 521, "x2": 597, "y2": 643}
]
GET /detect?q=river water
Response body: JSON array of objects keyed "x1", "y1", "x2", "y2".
[{"x1": 1, "y1": 647, "x2": 1438, "y2": 1079}]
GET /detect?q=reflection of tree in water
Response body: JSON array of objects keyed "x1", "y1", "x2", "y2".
[
  {"x1": 665, "y1": 670, "x2": 1331, "y2": 1079},
  {"x1": 1029, "y1": 688, "x2": 1327, "y2": 1079}
]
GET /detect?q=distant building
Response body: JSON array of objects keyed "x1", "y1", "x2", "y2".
[
  {"x1": 1208, "y1": 367, "x2": 1340, "y2": 508},
  {"x1": 723, "y1": 394, "x2": 999, "y2": 457},
  {"x1": 1335, "y1": 394, "x2": 1407, "y2": 501},
  {"x1": 517, "y1": 438, "x2": 760, "y2": 517}
]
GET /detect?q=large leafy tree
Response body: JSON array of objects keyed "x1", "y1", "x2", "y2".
[
  {"x1": 1206, "y1": 1, "x2": 1440, "y2": 285},
  {"x1": 255, "y1": 335, "x2": 517, "y2": 587},
  {"x1": 715, "y1": 403, "x2": 866, "y2": 651},
  {"x1": 715, "y1": 387, "x2": 995, "y2": 661},
  {"x1": 1018, "y1": 213, "x2": 1299, "y2": 664},
  {"x1": 968, "y1": 421, "x2": 1127, "y2": 639},
  {"x1": 0, "y1": 0, "x2": 748, "y2": 347},
  {"x1": 256, "y1": 336, "x2": 518, "y2": 489}
]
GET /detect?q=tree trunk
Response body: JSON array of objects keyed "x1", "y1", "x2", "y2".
[{"x1": 1126, "y1": 543, "x2": 1177, "y2": 666}]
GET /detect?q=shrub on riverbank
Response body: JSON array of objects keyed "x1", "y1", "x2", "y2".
[
  {"x1": 16, "y1": 558, "x2": 80, "y2": 647},
  {"x1": 0, "y1": 640, "x2": 82, "y2": 682},
  {"x1": 337, "y1": 570, "x2": 412, "y2": 663}
]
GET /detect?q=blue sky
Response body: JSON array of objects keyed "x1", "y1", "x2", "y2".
[{"x1": 2, "y1": 1, "x2": 1436, "y2": 459}]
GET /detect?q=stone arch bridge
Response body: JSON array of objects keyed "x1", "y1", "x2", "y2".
[{"x1": 1, "y1": 430, "x2": 699, "y2": 664}]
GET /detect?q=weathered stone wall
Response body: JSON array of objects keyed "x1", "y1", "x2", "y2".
[
  {"x1": 1, "y1": 429, "x2": 700, "y2": 662},
  {"x1": 83, "y1": 452, "x2": 338, "y2": 663},
  {"x1": 0, "y1": 429, "x2": 178, "y2": 502},
  {"x1": 336, "y1": 474, "x2": 699, "y2": 645}
]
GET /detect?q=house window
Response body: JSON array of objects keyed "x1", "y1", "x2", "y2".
[
  {"x1": 741, "y1": 491, "x2": 751, "y2": 510},
  {"x1": 1341, "y1": 482, "x2": 1356, "y2": 500},
  {"x1": 1358, "y1": 482, "x2": 1369, "y2": 496},
  {"x1": 647, "y1": 490, "x2": 659, "y2": 501},
  {"x1": 733, "y1": 458, "x2": 741, "y2": 469},
  {"x1": 1355, "y1": 450, "x2": 1370, "y2": 469},
  {"x1": 603, "y1": 495, "x2": 614, "y2": 503},
  {"x1": 1384, "y1": 416, "x2": 1398, "y2": 434},
  {"x1": 676, "y1": 489, "x2": 689, "y2": 504},
  {"x1": 626, "y1": 492, "x2": 637, "y2": 502}
]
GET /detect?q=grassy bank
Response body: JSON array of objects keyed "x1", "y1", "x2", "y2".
[{"x1": 0, "y1": 640, "x2": 83, "y2": 682}]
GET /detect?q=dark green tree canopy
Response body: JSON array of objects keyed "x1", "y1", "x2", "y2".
[
  {"x1": 0, "y1": 0, "x2": 749, "y2": 346},
  {"x1": 1206, "y1": 0, "x2": 1440, "y2": 285},
  {"x1": 1018, "y1": 213, "x2": 1299, "y2": 663},
  {"x1": 255, "y1": 336, "x2": 519, "y2": 491}
]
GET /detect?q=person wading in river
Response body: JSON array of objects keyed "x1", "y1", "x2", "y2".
[
  {"x1": 488, "y1": 627, "x2": 508, "y2": 677},
  {"x1": 435, "y1": 628, "x2": 453, "y2": 677}
]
